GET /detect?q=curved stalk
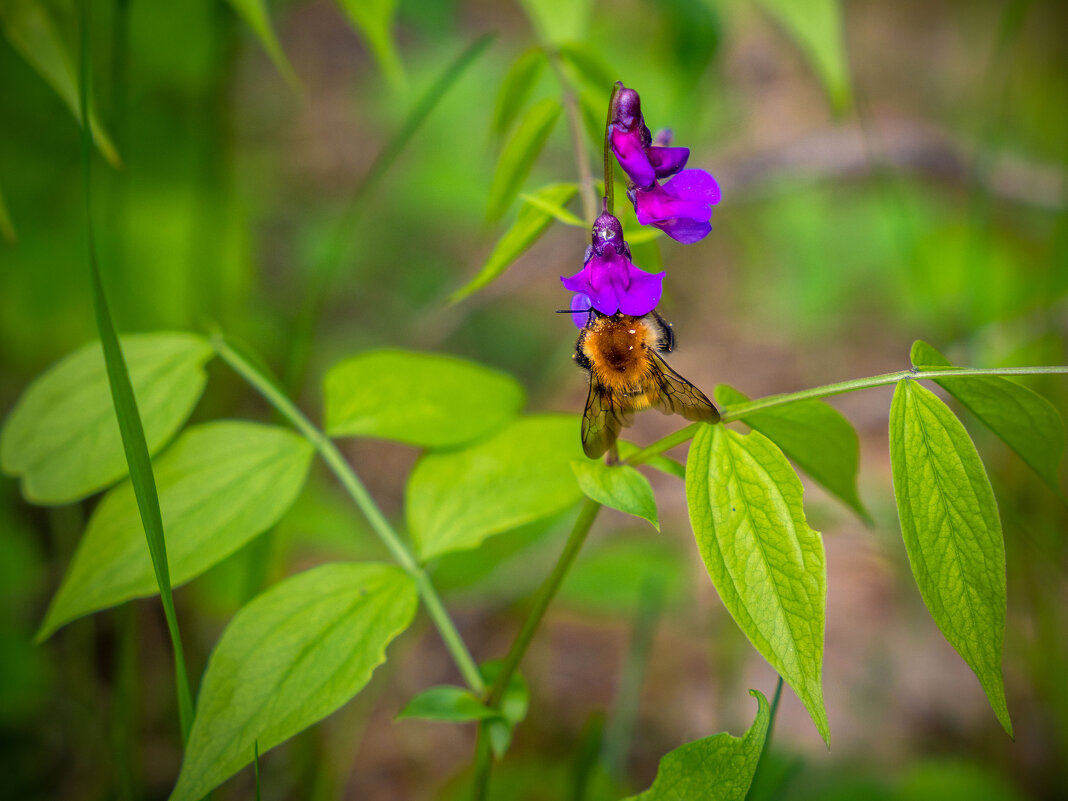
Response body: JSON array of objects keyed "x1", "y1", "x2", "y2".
[{"x1": 212, "y1": 333, "x2": 485, "y2": 695}]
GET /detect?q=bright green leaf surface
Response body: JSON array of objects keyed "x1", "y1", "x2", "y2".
[
  {"x1": 1, "y1": 333, "x2": 213, "y2": 504},
  {"x1": 492, "y1": 46, "x2": 546, "y2": 137},
  {"x1": 335, "y1": 0, "x2": 405, "y2": 88},
  {"x1": 911, "y1": 340, "x2": 1065, "y2": 496},
  {"x1": 486, "y1": 98, "x2": 561, "y2": 223},
  {"x1": 38, "y1": 422, "x2": 314, "y2": 639},
  {"x1": 518, "y1": 191, "x2": 585, "y2": 226},
  {"x1": 627, "y1": 689, "x2": 770, "y2": 801},
  {"x1": 618, "y1": 440, "x2": 685, "y2": 479},
  {"x1": 0, "y1": 0, "x2": 120, "y2": 166},
  {"x1": 889, "y1": 380, "x2": 1013, "y2": 736},
  {"x1": 169, "y1": 563, "x2": 417, "y2": 801},
  {"x1": 225, "y1": 0, "x2": 297, "y2": 86},
  {"x1": 396, "y1": 686, "x2": 497, "y2": 722},
  {"x1": 571, "y1": 460, "x2": 659, "y2": 530},
  {"x1": 715, "y1": 384, "x2": 869, "y2": 521},
  {"x1": 686, "y1": 425, "x2": 830, "y2": 743},
  {"x1": 450, "y1": 183, "x2": 577, "y2": 303},
  {"x1": 323, "y1": 349, "x2": 525, "y2": 448},
  {"x1": 408, "y1": 415, "x2": 584, "y2": 561},
  {"x1": 755, "y1": 0, "x2": 852, "y2": 113}
]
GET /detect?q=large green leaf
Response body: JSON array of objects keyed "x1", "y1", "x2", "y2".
[
  {"x1": 225, "y1": 0, "x2": 297, "y2": 86},
  {"x1": 0, "y1": 0, "x2": 120, "y2": 166},
  {"x1": 449, "y1": 183, "x2": 577, "y2": 303},
  {"x1": 889, "y1": 380, "x2": 1012, "y2": 736},
  {"x1": 0, "y1": 180, "x2": 15, "y2": 242},
  {"x1": 323, "y1": 349, "x2": 524, "y2": 448},
  {"x1": 38, "y1": 422, "x2": 314, "y2": 639},
  {"x1": 1, "y1": 333, "x2": 213, "y2": 504},
  {"x1": 715, "y1": 384, "x2": 869, "y2": 521},
  {"x1": 407, "y1": 415, "x2": 585, "y2": 560},
  {"x1": 492, "y1": 46, "x2": 546, "y2": 137},
  {"x1": 571, "y1": 460, "x2": 658, "y2": 530},
  {"x1": 517, "y1": 0, "x2": 592, "y2": 45},
  {"x1": 755, "y1": 0, "x2": 852, "y2": 113},
  {"x1": 335, "y1": 0, "x2": 405, "y2": 88},
  {"x1": 686, "y1": 425, "x2": 829, "y2": 743},
  {"x1": 486, "y1": 98, "x2": 561, "y2": 223},
  {"x1": 911, "y1": 340, "x2": 1065, "y2": 497},
  {"x1": 626, "y1": 690, "x2": 770, "y2": 801},
  {"x1": 169, "y1": 563, "x2": 417, "y2": 801}
]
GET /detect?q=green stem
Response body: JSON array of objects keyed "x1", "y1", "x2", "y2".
[
  {"x1": 547, "y1": 52, "x2": 597, "y2": 224},
  {"x1": 603, "y1": 83, "x2": 621, "y2": 214},
  {"x1": 472, "y1": 499, "x2": 603, "y2": 800},
  {"x1": 212, "y1": 333, "x2": 485, "y2": 695},
  {"x1": 626, "y1": 365, "x2": 1068, "y2": 465}
]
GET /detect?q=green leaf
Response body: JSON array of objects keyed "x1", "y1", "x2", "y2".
[
  {"x1": 0, "y1": 180, "x2": 15, "y2": 243},
  {"x1": 889, "y1": 380, "x2": 1012, "y2": 736},
  {"x1": 715, "y1": 384, "x2": 869, "y2": 522},
  {"x1": 396, "y1": 686, "x2": 498, "y2": 722},
  {"x1": 492, "y1": 46, "x2": 546, "y2": 137},
  {"x1": 323, "y1": 349, "x2": 525, "y2": 448},
  {"x1": 449, "y1": 183, "x2": 577, "y2": 304},
  {"x1": 0, "y1": 0, "x2": 120, "y2": 166},
  {"x1": 755, "y1": 0, "x2": 852, "y2": 113},
  {"x1": 38, "y1": 422, "x2": 315, "y2": 639},
  {"x1": 480, "y1": 660, "x2": 529, "y2": 759},
  {"x1": 408, "y1": 415, "x2": 585, "y2": 561},
  {"x1": 225, "y1": 0, "x2": 297, "y2": 86},
  {"x1": 911, "y1": 341, "x2": 1065, "y2": 497},
  {"x1": 517, "y1": 0, "x2": 592, "y2": 45},
  {"x1": 626, "y1": 689, "x2": 770, "y2": 801},
  {"x1": 1, "y1": 333, "x2": 213, "y2": 505},
  {"x1": 557, "y1": 42, "x2": 617, "y2": 94},
  {"x1": 169, "y1": 563, "x2": 417, "y2": 801},
  {"x1": 686, "y1": 425, "x2": 829, "y2": 743},
  {"x1": 571, "y1": 461, "x2": 658, "y2": 530},
  {"x1": 486, "y1": 98, "x2": 561, "y2": 223},
  {"x1": 518, "y1": 191, "x2": 585, "y2": 226},
  {"x1": 334, "y1": 0, "x2": 405, "y2": 89}
]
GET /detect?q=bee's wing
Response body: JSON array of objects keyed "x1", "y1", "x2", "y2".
[
  {"x1": 647, "y1": 352, "x2": 720, "y2": 424},
  {"x1": 581, "y1": 377, "x2": 632, "y2": 459}
]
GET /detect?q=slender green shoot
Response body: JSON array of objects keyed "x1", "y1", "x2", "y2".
[
  {"x1": 78, "y1": 0, "x2": 194, "y2": 741},
  {"x1": 283, "y1": 34, "x2": 494, "y2": 393},
  {"x1": 603, "y1": 82, "x2": 620, "y2": 214},
  {"x1": 746, "y1": 677, "x2": 784, "y2": 801},
  {"x1": 212, "y1": 332, "x2": 485, "y2": 695}
]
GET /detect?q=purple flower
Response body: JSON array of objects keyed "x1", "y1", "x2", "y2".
[
  {"x1": 561, "y1": 211, "x2": 664, "y2": 319},
  {"x1": 632, "y1": 169, "x2": 721, "y2": 244},
  {"x1": 608, "y1": 86, "x2": 689, "y2": 190}
]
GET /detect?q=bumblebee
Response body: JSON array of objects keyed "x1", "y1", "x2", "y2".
[{"x1": 573, "y1": 309, "x2": 719, "y2": 459}]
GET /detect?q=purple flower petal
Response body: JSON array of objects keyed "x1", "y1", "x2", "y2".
[
  {"x1": 609, "y1": 126, "x2": 656, "y2": 189},
  {"x1": 655, "y1": 218, "x2": 712, "y2": 244},
  {"x1": 560, "y1": 250, "x2": 664, "y2": 317},
  {"x1": 634, "y1": 184, "x2": 711, "y2": 227},
  {"x1": 647, "y1": 146, "x2": 689, "y2": 180},
  {"x1": 569, "y1": 293, "x2": 592, "y2": 328},
  {"x1": 663, "y1": 169, "x2": 720, "y2": 203}
]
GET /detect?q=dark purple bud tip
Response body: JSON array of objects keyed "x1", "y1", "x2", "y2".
[
  {"x1": 612, "y1": 87, "x2": 642, "y2": 130},
  {"x1": 590, "y1": 211, "x2": 625, "y2": 254}
]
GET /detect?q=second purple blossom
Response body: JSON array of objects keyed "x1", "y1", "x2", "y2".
[{"x1": 609, "y1": 83, "x2": 720, "y2": 244}]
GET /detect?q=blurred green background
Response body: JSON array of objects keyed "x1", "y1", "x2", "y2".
[{"x1": 1, "y1": 0, "x2": 1066, "y2": 799}]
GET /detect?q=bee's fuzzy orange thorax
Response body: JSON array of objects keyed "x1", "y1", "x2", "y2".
[{"x1": 582, "y1": 317, "x2": 657, "y2": 391}]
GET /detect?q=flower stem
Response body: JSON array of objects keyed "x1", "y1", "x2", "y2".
[
  {"x1": 548, "y1": 52, "x2": 597, "y2": 224},
  {"x1": 212, "y1": 332, "x2": 485, "y2": 695},
  {"x1": 471, "y1": 499, "x2": 602, "y2": 799},
  {"x1": 603, "y1": 82, "x2": 621, "y2": 215},
  {"x1": 626, "y1": 364, "x2": 1068, "y2": 465}
]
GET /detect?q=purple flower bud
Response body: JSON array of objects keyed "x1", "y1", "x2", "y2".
[
  {"x1": 612, "y1": 87, "x2": 642, "y2": 131},
  {"x1": 632, "y1": 169, "x2": 721, "y2": 244},
  {"x1": 590, "y1": 210, "x2": 625, "y2": 256}
]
